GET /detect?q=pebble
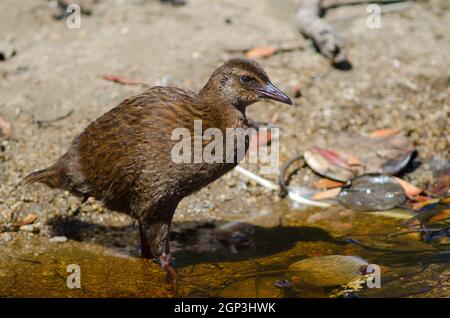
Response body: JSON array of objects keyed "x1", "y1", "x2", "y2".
[
  {"x1": 49, "y1": 236, "x2": 68, "y2": 243},
  {"x1": 0, "y1": 41, "x2": 16, "y2": 61},
  {"x1": 19, "y1": 224, "x2": 39, "y2": 233},
  {"x1": 288, "y1": 255, "x2": 368, "y2": 287}
]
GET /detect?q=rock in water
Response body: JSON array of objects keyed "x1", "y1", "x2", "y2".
[
  {"x1": 338, "y1": 174, "x2": 406, "y2": 211},
  {"x1": 288, "y1": 255, "x2": 368, "y2": 287}
]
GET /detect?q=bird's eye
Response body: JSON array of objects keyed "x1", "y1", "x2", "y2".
[{"x1": 240, "y1": 76, "x2": 254, "y2": 84}]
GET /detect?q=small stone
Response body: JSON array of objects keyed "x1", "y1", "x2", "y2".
[
  {"x1": 49, "y1": 236, "x2": 68, "y2": 243},
  {"x1": 0, "y1": 41, "x2": 16, "y2": 61},
  {"x1": 19, "y1": 224, "x2": 39, "y2": 233},
  {"x1": 288, "y1": 255, "x2": 368, "y2": 287}
]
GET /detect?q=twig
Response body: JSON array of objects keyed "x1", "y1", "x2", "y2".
[
  {"x1": 234, "y1": 165, "x2": 331, "y2": 208},
  {"x1": 388, "y1": 227, "x2": 443, "y2": 238},
  {"x1": 278, "y1": 154, "x2": 304, "y2": 197},
  {"x1": 35, "y1": 109, "x2": 73, "y2": 126},
  {"x1": 322, "y1": 0, "x2": 411, "y2": 10},
  {"x1": 296, "y1": 0, "x2": 349, "y2": 66},
  {"x1": 234, "y1": 165, "x2": 278, "y2": 191}
]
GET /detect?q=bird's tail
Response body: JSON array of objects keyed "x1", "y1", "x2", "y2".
[{"x1": 23, "y1": 165, "x2": 62, "y2": 189}]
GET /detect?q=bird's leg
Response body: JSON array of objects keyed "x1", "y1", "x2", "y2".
[{"x1": 139, "y1": 218, "x2": 178, "y2": 290}]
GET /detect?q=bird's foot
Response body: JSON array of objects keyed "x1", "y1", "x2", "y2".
[{"x1": 159, "y1": 253, "x2": 178, "y2": 292}]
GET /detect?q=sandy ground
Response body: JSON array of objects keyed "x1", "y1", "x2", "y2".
[{"x1": 0, "y1": 0, "x2": 449, "y2": 256}]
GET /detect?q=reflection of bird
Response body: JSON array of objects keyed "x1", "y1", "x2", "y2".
[{"x1": 24, "y1": 58, "x2": 291, "y2": 287}]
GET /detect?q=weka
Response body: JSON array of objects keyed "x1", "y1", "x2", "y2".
[{"x1": 24, "y1": 58, "x2": 292, "y2": 282}]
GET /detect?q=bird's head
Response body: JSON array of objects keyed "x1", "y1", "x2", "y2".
[{"x1": 201, "y1": 58, "x2": 292, "y2": 110}]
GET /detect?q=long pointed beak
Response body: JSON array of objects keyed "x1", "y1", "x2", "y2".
[{"x1": 258, "y1": 82, "x2": 293, "y2": 105}]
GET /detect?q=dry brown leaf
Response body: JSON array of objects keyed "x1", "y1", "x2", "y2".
[
  {"x1": 313, "y1": 178, "x2": 345, "y2": 190},
  {"x1": 369, "y1": 128, "x2": 401, "y2": 139},
  {"x1": 411, "y1": 194, "x2": 434, "y2": 202},
  {"x1": 18, "y1": 214, "x2": 37, "y2": 226},
  {"x1": 393, "y1": 177, "x2": 423, "y2": 198},
  {"x1": 0, "y1": 115, "x2": 12, "y2": 137},
  {"x1": 312, "y1": 187, "x2": 341, "y2": 200},
  {"x1": 314, "y1": 147, "x2": 350, "y2": 169},
  {"x1": 245, "y1": 46, "x2": 277, "y2": 59}
]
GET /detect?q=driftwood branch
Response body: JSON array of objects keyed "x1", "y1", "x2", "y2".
[
  {"x1": 296, "y1": 0, "x2": 349, "y2": 67},
  {"x1": 295, "y1": 0, "x2": 411, "y2": 67},
  {"x1": 321, "y1": 0, "x2": 411, "y2": 10}
]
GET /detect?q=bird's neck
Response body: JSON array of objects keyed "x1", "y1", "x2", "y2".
[{"x1": 198, "y1": 84, "x2": 248, "y2": 129}]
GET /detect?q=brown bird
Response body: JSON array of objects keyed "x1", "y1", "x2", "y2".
[{"x1": 24, "y1": 58, "x2": 292, "y2": 284}]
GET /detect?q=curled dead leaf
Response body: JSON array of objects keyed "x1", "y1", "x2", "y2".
[
  {"x1": 379, "y1": 150, "x2": 416, "y2": 175},
  {"x1": 17, "y1": 213, "x2": 37, "y2": 226},
  {"x1": 393, "y1": 177, "x2": 423, "y2": 198},
  {"x1": 314, "y1": 147, "x2": 350, "y2": 169},
  {"x1": 304, "y1": 149, "x2": 354, "y2": 182},
  {"x1": 245, "y1": 46, "x2": 277, "y2": 59},
  {"x1": 369, "y1": 128, "x2": 401, "y2": 139}
]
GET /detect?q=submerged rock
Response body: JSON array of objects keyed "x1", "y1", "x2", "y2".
[
  {"x1": 338, "y1": 174, "x2": 406, "y2": 211},
  {"x1": 288, "y1": 255, "x2": 368, "y2": 287}
]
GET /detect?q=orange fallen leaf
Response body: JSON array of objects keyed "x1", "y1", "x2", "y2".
[
  {"x1": 101, "y1": 75, "x2": 147, "y2": 86},
  {"x1": 369, "y1": 128, "x2": 401, "y2": 139},
  {"x1": 314, "y1": 147, "x2": 350, "y2": 169},
  {"x1": 313, "y1": 178, "x2": 345, "y2": 189},
  {"x1": 429, "y1": 209, "x2": 450, "y2": 223},
  {"x1": 411, "y1": 194, "x2": 434, "y2": 202},
  {"x1": 245, "y1": 46, "x2": 277, "y2": 59},
  {"x1": 0, "y1": 115, "x2": 12, "y2": 137},
  {"x1": 18, "y1": 214, "x2": 37, "y2": 226},
  {"x1": 393, "y1": 177, "x2": 423, "y2": 198},
  {"x1": 312, "y1": 187, "x2": 341, "y2": 200}
]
